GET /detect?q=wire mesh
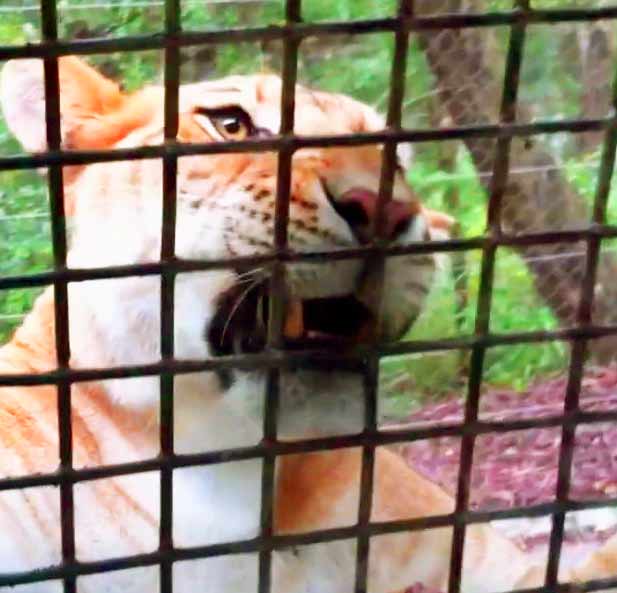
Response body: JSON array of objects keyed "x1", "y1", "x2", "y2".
[{"x1": 2, "y1": 1, "x2": 617, "y2": 593}]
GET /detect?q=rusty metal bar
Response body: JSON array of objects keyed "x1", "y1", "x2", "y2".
[
  {"x1": 9, "y1": 224, "x2": 617, "y2": 294},
  {"x1": 2, "y1": 399, "x2": 617, "y2": 495},
  {"x1": 39, "y1": 1, "x2": 76, "y2": 592},
  {"x1": 543, "y1": 55, "x2": 617, "y2": 591},
  {"x1": 258, "y1": 1, "x2": 301, "y2": 591},
  {"x1": 0, "y1": 118, "x2": 612, "y2": 173},
  {"x1": 8, "y1": 322, "x2": 617, "y2": 389},
  {"x1": 8, "y1": 225, "x2": 617, "y2": 294},
  {"x1": 354, "y1": 0, "x2": 413, "y2": 590},
  {"x1": 3, "y1": 7, "x2": 617, "y2": 62},
  {"x1": 158, "y1": 0, "x2": 181, "y2": 590},
  {"x1": 1, "y1": 505, "x2": 617, "y2": 591},
  {"x1": 2, "y1": 1, "x2": 617, "y2": 592},
  {"x1": 447, "y1": 2, "x2": 529, "y2": 591}
]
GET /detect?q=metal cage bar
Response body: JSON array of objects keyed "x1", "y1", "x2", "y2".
[
  {"x1": 39, "y1": 1, "x2": 76, "y2": 592},
  {"x1": 543, "y1": 49, "x2": 617, "y2": 592},
  {"x1": 1, "y1": 1, "x2": 617, "y2": 593},
  {"x1": 4, "y1": 6, "x2": 617, "y2": 62},
  {"x1": 0, "y1": 117, "x2": 613, "y2": 174},
  {"x1": 7, "y1": 319, "x2": 617, "y2": 389},
  {"x1": 448, "y1": 3, "x2": 529, "y2": 590},
  {"x1": 354, "y1": 1, "x2": 413, "y2": 591},
  {"x1": 258, "y1": 2, "x2": 302, "y2": 592},
  {"x1": 159, "y1": 1, "x2": 181, "y2": 591}
]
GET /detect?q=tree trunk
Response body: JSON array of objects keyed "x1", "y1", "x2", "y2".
[
  {"x1": 414, "y1": 0, "x2": 617, "y2": 361},
  {"x1": 576, "y1": 22, "x2": 613, "y2": 154}
]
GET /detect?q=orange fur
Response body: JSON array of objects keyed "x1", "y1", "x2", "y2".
[
  {"x1": 58, "y1": 56, "x2": 157, "y2": 150},
  {"x1": 1, "y1": 57, "x2": 615, "y2": 593},
  {"x1": 275, "y1": 447, "x2": 454, "y2": 535},
  {"x1": 0, "y1": 288, "x2": 157, "y2": 477}
]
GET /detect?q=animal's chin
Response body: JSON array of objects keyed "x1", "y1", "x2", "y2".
[
  {"x1": 223, "y1": 367, "x2": 367, "y2": 441},
  {"x1": 206, "y1": 276, "x2": 396, "y2": 439}
]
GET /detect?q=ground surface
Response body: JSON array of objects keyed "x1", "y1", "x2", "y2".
[{"x1": 398, "y1": 366, "x2": 617, "y2": 591}]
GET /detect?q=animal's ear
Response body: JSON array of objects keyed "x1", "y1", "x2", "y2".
[{"x1": 1, "y1": 57, "x2": 152, "y2": 151}]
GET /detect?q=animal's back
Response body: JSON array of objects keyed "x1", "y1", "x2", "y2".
[{"x1": 0, "y1": 290, "x2": 161, "y2": 589}]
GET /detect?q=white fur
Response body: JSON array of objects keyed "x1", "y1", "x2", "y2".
[
  {"x1": 3, "y1": 60, "x2": 617, "y2": 593},
  {"x1": 0, "y1": 62, "x2": 440, "y2": 593}
]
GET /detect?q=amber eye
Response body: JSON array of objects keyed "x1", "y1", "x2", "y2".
[{"x1": 195, "y1": 106, "x2": 256, "y2": 141}]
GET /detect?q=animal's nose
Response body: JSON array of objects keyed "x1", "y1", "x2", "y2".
[{"x1": 334, "y1": 188, "x2": 414, "y2": 244}]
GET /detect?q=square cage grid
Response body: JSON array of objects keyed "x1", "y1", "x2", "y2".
[{"x1": 2, "y1": 1, "x2": 617, "y2": 593}]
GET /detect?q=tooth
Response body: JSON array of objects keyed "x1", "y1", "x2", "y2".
[{"x1": 284, "y1": 298, "x2": 304, "y2": 339}]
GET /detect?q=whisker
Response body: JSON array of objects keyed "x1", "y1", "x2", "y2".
[
  {"x1": 219, "y1": 277, "x2": 263, "y2": 347},
  {"x1": 234, "y1": 267, "x2": 267, "y2": 284}
]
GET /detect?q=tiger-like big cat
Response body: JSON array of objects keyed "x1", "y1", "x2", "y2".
[{"x1": 0, "y1": 57, "x2": 615, "y2": 593}]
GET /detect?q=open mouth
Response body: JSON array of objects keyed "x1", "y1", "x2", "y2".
[{"x1": 207, "y1": 279, "x2": 375, "y2": 357}]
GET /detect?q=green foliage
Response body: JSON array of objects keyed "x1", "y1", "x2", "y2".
[
  {"x1": 1, "y1": 0, "x2": 614, "y2": 414},
  {"x1": 0, "y1": 113, "x2": 52, "y2": 342},
  {"x1": 301, "y1": 0, "x2": 396, "y2": 21}
]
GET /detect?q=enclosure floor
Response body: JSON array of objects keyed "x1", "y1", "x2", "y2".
[{"x1": 396, "y1": 366, "x2": 617, "y2": 589}]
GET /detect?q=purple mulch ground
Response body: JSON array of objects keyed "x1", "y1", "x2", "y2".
[
  {"x1": 395, "y1": 367, "x2": 617, "y2": 592},
  {"x1": 401, "y1": 366, "x2": 617, "y2": 508}
]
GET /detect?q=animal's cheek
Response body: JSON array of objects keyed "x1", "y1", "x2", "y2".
[
  {"x1": 284, "y1": 260, "x2": 361, "y2": 300},
  {"x1": 379, "y1": 255, "x2": 436, "y2": 340},
  {"x1": 173, "y1": 207, "x2": 230, "y2": 260},
  {"x1": 173, "y1": 270, "x2": 236, "y2": 359}
]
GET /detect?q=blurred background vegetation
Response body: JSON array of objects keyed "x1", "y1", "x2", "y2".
[{"x1": 1, "y1": 0, "x2": 616, "y2": 418}]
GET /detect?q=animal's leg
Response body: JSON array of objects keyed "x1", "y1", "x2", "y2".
[
  {"x1": 273, "y1": 447, "x2": 544, "y2": 593},
  {"x1": 566, "y1": 532, "x2": 617, "y2": 591}
]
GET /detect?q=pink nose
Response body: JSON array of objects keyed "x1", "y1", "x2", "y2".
[{"x1": 336, "y1": 188, "x2": 414, "y2": 243}]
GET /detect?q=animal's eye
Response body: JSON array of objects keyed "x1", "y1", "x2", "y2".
[{"x1": 194, "y1": 106, "x2": 256, "y2": 141}]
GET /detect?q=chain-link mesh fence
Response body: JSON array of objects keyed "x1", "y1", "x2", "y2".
[{"x1": 2, "y1": 1, "x2": 617, "y2": 592}]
